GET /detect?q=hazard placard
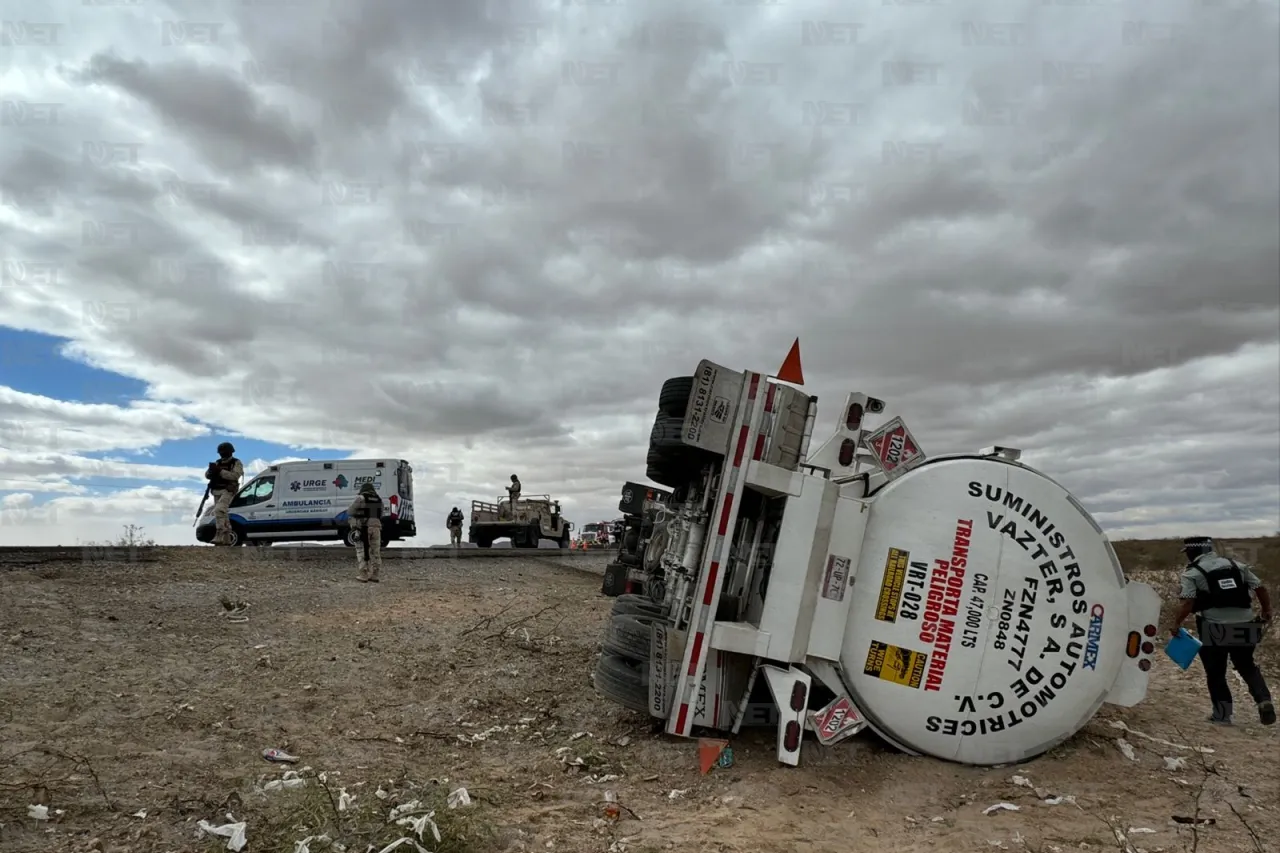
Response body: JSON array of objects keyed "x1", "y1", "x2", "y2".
[{"x1": 863, "y1": 417, "x2": 924, "y2": 480}]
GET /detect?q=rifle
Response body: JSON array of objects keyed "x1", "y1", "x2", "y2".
[
  {"x1": 361, "y1": 524, "x2": 370, "y2": 564},
  {"x1": 193, "y1": 483, "x2": 211, "y2": 526}
]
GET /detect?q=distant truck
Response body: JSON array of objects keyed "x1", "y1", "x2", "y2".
[
  {"x1": 592, "y1": 359, "x2": 1162, "y2": 769},
  {"x1": 195, "y1": 458, "x2": 416, "y2": 547},
  {"x1": 576, "y1": 521, "x2": 614, "y2": 548},
  {"x1": 469, "y1": 495, "x2": 571, "y2": 548}
]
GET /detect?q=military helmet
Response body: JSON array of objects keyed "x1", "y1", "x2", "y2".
[
  {"x1": 360, "y1": 481, "x2": 378, "y2": 495},
  {"x1": 511, "y1": 474, "x2": 519, "y2": 481},
  {"x1": 217, "y1": 441, "x2": 235, "y2": 456}
]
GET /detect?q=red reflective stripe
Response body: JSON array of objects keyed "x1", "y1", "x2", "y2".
[
  {"x1": 764, "y1": 384, "x2": 776, "y2": 412},
  {"x1": 687, "y1": 632, "x2": 705, "y2": 676},
  {"x1": 733, "y1": 425, "x2": 749, "y2": 467},
  {"x1": 703, "y1": 562, "x2": 720, "y2": 605},
  {"x1": 748, "y1": 373, "x2": 760, "y2": 400},
  {"x1": 752, "y1": 434, "x2": 766, "y2": 460},
  {"x1": 717, "y1": 495, "x2": 734, "y2": 535},
  {"x1": 676, "y1": 703, "x2": 689, "y2": 731}
]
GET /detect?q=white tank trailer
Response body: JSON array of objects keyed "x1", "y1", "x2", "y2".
[{"x1": 592, "y1": 359, "x2": 1162, "y2": 767}]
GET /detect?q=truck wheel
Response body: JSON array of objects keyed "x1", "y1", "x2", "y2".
[
  {"x1": 603, "y1": 613, "x2": 659, "y2": 660},
  {"x1": 623, "y1": 530, "x2": 639, "y2": 553},
  {"x1": 592, "y1": 653, "x2": 651, "y2": 714},
  {"x1": 649, "y1": 412, "x2": 687, "y2": 450},
  {"x1": 611, "y1": 593, "x2": 664, "y2": 618},
  {"x1": 559, "y1": 530, "x2": 571, "y2": 549},
  {"x1": 658, "y1": 376, "x2": 694, "y2": 418},
  {"x1": 619, "y1": 552, "x2": 641, "y2": 567}
]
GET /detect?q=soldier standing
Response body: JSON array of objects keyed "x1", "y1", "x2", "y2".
[
  {"x1": 347, "y1": 482, "x2": 384, "y2": 582},
  {"x1": 1169, "y1": 536, "x2": 1274, "y2": 726},
  {"x1": 506, "y1": 474, "x2": 522, "y2": 520},
  {"x1": 447, "y1": 506, "x2": 465, "y2": 547},
  {"x1": 206, "y1": 442, "x2": 243, "y2": 546}
]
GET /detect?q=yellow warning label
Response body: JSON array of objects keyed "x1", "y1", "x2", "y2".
[
  {"x1": 874, "y1": 547, "x2": 910, "y2": 622},
  {"x1": 863, "y1": 640, "x2": 927, "y2": 689}
]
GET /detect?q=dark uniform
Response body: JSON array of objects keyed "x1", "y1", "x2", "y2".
[{"x1": 1172, "y1": 536, "x2": 1274, "y2": 726}]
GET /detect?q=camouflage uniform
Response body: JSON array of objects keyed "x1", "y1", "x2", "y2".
[
  {"x1": 447, "y1": 507, "x2": 464, "y2": 546},
  {"x1": 208, "y1": 442, "x2": 244, "y2": 546},
  {"x1": 506, "y1": 475, "x2": 522, "y2": 521},
  {"x1": 347, "y1": 482, "x2": 383, "y2": 582}
]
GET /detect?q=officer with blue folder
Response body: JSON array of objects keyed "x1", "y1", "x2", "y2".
[{"x1": 1169, "y1": 536, "x2": 1274, "y2": 726}]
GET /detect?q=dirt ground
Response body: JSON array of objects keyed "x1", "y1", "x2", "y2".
[{"x1": 0, "y1": 543, "x2": 1276, "y2": 853}]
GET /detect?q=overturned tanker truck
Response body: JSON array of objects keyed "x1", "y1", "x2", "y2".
[{"x1": 592, "y1": 356, "x2": 1163, "y2": 767}]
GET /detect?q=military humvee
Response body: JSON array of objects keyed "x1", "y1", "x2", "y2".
[{"x1": 468, "y1": 494, "x2": 571, "y2": 548}]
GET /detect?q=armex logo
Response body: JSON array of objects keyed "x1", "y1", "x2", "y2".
[{"x1": 1082, "y1": 603, "x2": 1104, "y2": 670}]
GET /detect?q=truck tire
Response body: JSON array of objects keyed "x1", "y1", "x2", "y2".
[
  {"x1": 649, "y1": 412, "x2": 687, "y2": 450},
  {"x1": 619, "y1": 552, "x2": 641, "y2": 567},
  {"x1": 658, "y1": 376, "x2": 695, "y2": 418},
  {"x1": 623, "y1": 529, "x2": 640, "y2": 553},
  {"x1": 603, "y1": 613, "x2": 659, "y2": 660},
  {"x1": 592, "y1": 653, "x2": 651, "y2": 714},
  {"x1": 611, "y1": 593, "x2": 664, "y2": 618}
]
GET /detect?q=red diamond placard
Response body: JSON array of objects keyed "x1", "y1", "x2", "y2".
[{"x1": 864, "y1": 417, "x2": 924, "y2": 479}]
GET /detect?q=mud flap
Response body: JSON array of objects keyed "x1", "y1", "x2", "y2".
[
  {"x1": 760, "y1": 664, "x2": 811, "y2": 766},
  {"x1": 1103, "y1": 581, "x2": 1163, "y2": 707},
  {"x1": 601, "y1": 562, "x2": 628, "y2": 597}
]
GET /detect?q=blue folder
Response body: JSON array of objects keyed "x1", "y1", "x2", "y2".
[{"x1": 1165, "y1": 628, "x2": 1202, "y2": 670}]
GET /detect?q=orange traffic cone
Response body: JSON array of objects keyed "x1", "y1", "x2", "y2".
[
  {"x1": 698, "y1": 738, "x2": 730, "y2": 774},
  {"x1": 776, "y1": 338, "x2": 804, "y2": 385}
]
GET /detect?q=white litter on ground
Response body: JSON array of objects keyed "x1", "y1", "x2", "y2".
[
  {"x1": 196, "y1": 817, "x2": 248, "y2": 851},
  {"x1": 1115, "y1": 739, "x2": 1138, "y2": 761},
  {"x1": 1108, "y1": 721, "x2": 1214, "y2": 754},
  {"x1": 983, "y1": 803, "x2": 1021, "y2": 815}
]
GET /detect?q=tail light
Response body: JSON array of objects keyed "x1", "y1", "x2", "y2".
[
  {"x1": 388, "y1": 494, "x2": 400, "y2": 519},
  {"x1": 1138, "y1": 659, "x2": 1151, "y2": 672},
  {"x1": 1143, "y1": 624, "x2": 1157, "y2": 637},
  {"x1": 846, "y1": 402, "x2": 864, "y2": 430},
  {"x1": 838, "y1": 438, "x2": 856, "y2": 466},
  {"x1": 783, "y1": 720, "x2": 801, "y2": 752},
  {"x1": 790, "y1": 682, "x2": 808, "y2": 711},
  {"x1": 1126, "y1": 632, "x2": 1141, "y2": 657},
  {"x1": 1141, "y1": 642, "x2": 1154, "y2": 655}
]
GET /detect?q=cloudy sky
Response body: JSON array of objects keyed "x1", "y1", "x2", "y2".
[{"x1": 1, "y1": 0, "x2": 1277, "y2": 547}]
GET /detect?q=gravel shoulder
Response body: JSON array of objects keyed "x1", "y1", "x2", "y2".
[{"x1": 0, "y1": 548, "x2": 1275, "y2": 853}]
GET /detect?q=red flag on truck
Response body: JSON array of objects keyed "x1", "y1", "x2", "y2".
[{"x1": 776, "y1": 338, "x2": 804, "y2": 385}]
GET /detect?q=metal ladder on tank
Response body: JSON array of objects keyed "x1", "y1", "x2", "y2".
[{"x1": 665, "y1": 369, "x2": 775, "y2": 738}]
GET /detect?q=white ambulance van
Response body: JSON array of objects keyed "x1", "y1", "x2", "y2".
[{"x1": 195, "y1": 458, "x2": 416, "y2": 547}]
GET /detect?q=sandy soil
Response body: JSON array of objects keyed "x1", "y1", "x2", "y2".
[{"x1": 0, "y1": 547, "x2": 1275, "y2": 853}]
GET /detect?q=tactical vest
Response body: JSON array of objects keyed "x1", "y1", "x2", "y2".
[
  {"x1": 210, "y1": 458, "x2": 239, "y2": 492},
  {"x1": 1191, "y1": 558, "x2": 1252, "y2": 612},
  {"x1": 352, "y1": 495, "x2": 383, "y2": 521},
  {"x1": 448, "y1": 512, "x2": 464, "y2": 527}
]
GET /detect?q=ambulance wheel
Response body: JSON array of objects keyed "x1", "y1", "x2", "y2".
[
  {"x1": 658, "y1": 376, "x2": 695, "y2": 418},
  {"x1": 593, "y1": 653, "x2": 651, "y2": 714},
  {"x1": 341, "y1": 527, "x2": 358, "y2": 547},
  {"x1": 611, "y1": 593, "x2": 664, "y2": 618},
  {"x1": 603, "y1": 613, "x2": 659, "y2": 660},
  {"x1": 227, "y1": 525, "x2": 245, "y2": 547}
]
